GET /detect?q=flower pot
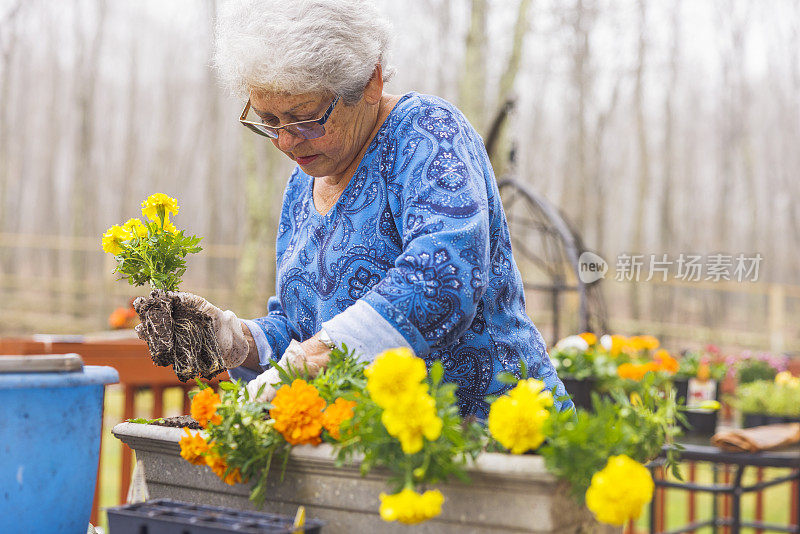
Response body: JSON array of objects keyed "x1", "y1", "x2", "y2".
[
  {"x1": 560, "y1": 377, "x2": 597, "y2": 411},
  {"x1": 0, "y1": 355, "x2": 118, "y2": 533},
  {"x1": 106, "y1": 498, "x2": 323, "y2": 533},
  {"x1": 683, "y1": 410, "x2": 719, "y2": 436},
  {"x1": 742, "y1": 413, "x2": 800, "y2": 428},
  {"x1": 112, "y1": 422, "x2": 619, "y2": 534}
]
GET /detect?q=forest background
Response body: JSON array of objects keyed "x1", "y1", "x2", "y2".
[{"x1": 0, "y1": 0, "x2": 798, "y2": 355}]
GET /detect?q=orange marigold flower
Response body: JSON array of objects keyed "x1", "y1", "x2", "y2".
[
  {"x1": 578, "y1": 332, "x2": 598, "y2": 346},
  {"x1": 617, "y1": 362, "x2": 657, "y2": 381},
  {"x1": 271, "y1": 379, "x2": 327, "y2": 446},
  {"x1": 178, "y1": 427, "x2": 209, "y2": 466},
  {"x1": 696, "y1": 362, "x2": 711, "y2": 381},
  {"x1": 321, "y1": 397, "x2": 357, "y2": 440},
  {"x1": 204, "y1": 451, "x2": 242, "y2": 485},
  {"x1": 190, "y1": 387, "x2": 222, "y2": 428},
  {"x1": 654, "y1": 350, "x2": 679, "y2": 374}
]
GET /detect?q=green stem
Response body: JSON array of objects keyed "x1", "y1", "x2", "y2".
[{"x1": 403, "y1": 460, "x2": 414, "y2": 489}]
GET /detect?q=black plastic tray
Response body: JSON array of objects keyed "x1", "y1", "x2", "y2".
[{"x1": 106, "y1": 498, "x2": 323, "y2": 534}]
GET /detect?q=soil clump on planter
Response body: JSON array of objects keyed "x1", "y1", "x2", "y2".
[
  {"x1": 134, "y1": 290, "x2": 226, "y2": 382},
  {"x1": 152, "y1": 415, "x2": 202, "y2": 429}
]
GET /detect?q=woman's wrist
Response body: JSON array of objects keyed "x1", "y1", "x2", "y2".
[{"x1": 239, "y1": 321, "x2": 261, "y2": 371}]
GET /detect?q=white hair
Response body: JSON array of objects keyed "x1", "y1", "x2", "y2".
[{"x1": 214, "y1": 0, "x2": 395, "y2": 104}]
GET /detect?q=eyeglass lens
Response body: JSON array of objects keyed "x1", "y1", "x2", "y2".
[{"x1": 247, "y1": 120, "x2": 326, "y2": 140}]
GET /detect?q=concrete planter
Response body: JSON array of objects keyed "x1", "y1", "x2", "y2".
[{"x1": 113, "y1": 422, "x2": 617, "y2": 534}]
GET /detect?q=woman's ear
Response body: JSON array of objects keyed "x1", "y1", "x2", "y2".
[{"x1": 363, "y1": 64, "x2": 384, "y2": 105}]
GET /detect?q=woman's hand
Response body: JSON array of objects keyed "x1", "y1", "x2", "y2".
[
  {"x1": 297, "y1": 335, "x2": 332, "y2": 375},
  {"x1": 245, "y1": 335, "x2": 331, "y2": 402}
]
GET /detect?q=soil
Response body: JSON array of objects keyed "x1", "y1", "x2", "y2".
[
  {"x1": 134, "y1": 289, "x2": 226, "y2": 382},
  {"x1": 151, "y1": 415, "x2": 202, "y2": 430}
]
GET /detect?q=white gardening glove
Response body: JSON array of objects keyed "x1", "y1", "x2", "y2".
[
  {"x1": 175, "y1": 292, "x2": 249, "y2": 369},
  {"x1": 246, "y1": 339, "x2": 323, "y2": 402}
]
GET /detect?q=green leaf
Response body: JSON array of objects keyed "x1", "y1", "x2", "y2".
[{"x1": 430, "y1": 361, "x2": 444, "y2": 386}]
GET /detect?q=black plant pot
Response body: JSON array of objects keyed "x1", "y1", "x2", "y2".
[
  {"x1": 673, "y1": 379, "x2": 721, "y2": 435},
  {"x1": 683, "y1": 410, "x2": 719, "y2": 436},
  {"x1": 742, "y1": 413, "x2": 800, "y2": 428},
  {"x1": 106, "y1": 499, "x2": 324, "y2": 534},
  {"x1": 560, "y1": 377, "x2": 597, "y2": 411}
]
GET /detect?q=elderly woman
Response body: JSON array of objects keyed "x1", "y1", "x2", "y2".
[{"x1": 166, "y1": 0, "x2": 570, "y2": 418}]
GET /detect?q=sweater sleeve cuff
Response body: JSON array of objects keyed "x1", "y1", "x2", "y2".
[
  {"x1": 360, "y1": 292, "x2": 431, "y2": 355},
  {"x1": 322, "y1": 300, "x2": 414, "y2": 362},
  {"x1": 227, "y1": 319, "x2": 274, "y2": 382}
]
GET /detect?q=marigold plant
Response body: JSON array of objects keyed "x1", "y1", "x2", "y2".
[
  {"x1": 585, "y1": 455, "x2": 654, "y2": 525},
  {"x1": 379, "y1": 488, "x2": 445, "y2": 525},
  {"x1": 365, "y1": 347, "x2": 427, "y2": 408},
  {"x1": 488, "y1": 378, "x2": 553, "y2": 454},
  {"x1": 190, "y1": 387, "x2": 222, "y2": 428},
  {"x1": 654, "y1": 350, "x2": 679, "y2": 374},
  {"x1": 101, "y1": 193, "x2": 202, "y2": 291},
  {"x1": 271, "y1": 379, "x2": 327, "y2": 446},
  {"x1": 179, "y1": 427, "x2": 210, "y2": 466},
  {"x1": 204, "y1": 451, "x2": 243, "y2": 485},
  {"x1": 380, "y1": 386, "x2": 443, "y2": 454},
  {"x1": 321, "y1": 397, "x2": 357, "y2": 440}
]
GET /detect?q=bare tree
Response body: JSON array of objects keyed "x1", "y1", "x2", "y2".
[
  {"x1": 69, "y1": 0, "x2": 108, "y2": 292},
  {"x1": 458, "y1": 0, "x2": 488, "y2": 131},
  {"x1": 629, "y1": 0, "x2": 650, "y2": 322},
  {"x1": 485, "y1": 0, "x2": 533, "y2": 178}
]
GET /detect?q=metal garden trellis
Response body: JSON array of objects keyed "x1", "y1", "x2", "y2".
[{"x1": 497, "y1": 177, "x2": 608, "y2": 343}]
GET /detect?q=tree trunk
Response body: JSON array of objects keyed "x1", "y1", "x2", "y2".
[
  {"x1": 487, "y1": 0, "x2": 532, "y2": 178},
  {"x1": 458, "y1": 0, "x2": 488, "y2": 131},
  {"x1": 630, "y1": 0, "x2": 649, "y2": 322}
]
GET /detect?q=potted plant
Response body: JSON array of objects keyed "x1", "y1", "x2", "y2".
[
  {"x1": 673, "y1": 349, "x2": 726, "y2": 435},
  {"x1": 549, "y1": 333, "x2": 613, "y2": 409},
  {"x1": 731, "y1": 372, "x2": 800, "y2": 427},
  {"x1": 114, "y1": 347, "x2": 680, "y2": 531}
]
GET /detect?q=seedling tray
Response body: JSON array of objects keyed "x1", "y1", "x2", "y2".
[{"x1": 106, "y1": 499, "x2": 323, "y2": 534}]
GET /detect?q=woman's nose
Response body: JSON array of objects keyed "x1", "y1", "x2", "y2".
[{"x1": 276, "y1": 128, "x2": 303, "y2": 152}]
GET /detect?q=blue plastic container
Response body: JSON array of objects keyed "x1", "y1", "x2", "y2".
[{"x1": 0, "y1": 355, "x2": 118, "y2": 533}]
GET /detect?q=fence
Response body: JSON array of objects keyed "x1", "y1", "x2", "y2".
[{"x1": 2, "y1": 233, "x2": 799, "y2": 357}]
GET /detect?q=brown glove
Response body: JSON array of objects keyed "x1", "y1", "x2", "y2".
[{"x1": 711, "y1": 423, "x2": 800, "y2": 453}]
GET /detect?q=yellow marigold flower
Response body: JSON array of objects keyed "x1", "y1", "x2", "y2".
[
  {"x1": 321, "y1": 397, "x2": 357, "y2": 440},
  {"x1": 190, "y1": 387, "x2": 222, "y2": 428},
  {"x1": 101, "y1": 225, "x2": 130, "y2": 255},
  {"x1": 141, "y1": 192, "x2": 179, "y2": 221},
  {"x1": 122, "y1": 218, "x2": 148, "y2": 238},
  {"x1": 605, "y1": 334, "x2": 628, "y2": 357},
  {"x1": 578, "y1": 332, "x2": 598, "y2": 346},
  {"x1": 488, "y1": 379, "x2": 553, "y2": 454},
  {"x1": 204, "y1": 451, "x2": 242, "y2": 485},
  {"x1": 271, "y1": 379, "x2": 326, "y2": 446},
  {"x1": 776, "y1": 371, "x2": 796, "y2": 386},
  {"x1": 365, "y1": 348, "x2": 427, "y2": 409},
  {"x1": 381, "y1": 386, "x2": 443, "y2": 454},
  {"x1": 379, "y1": 488, "x2": 444, "y2": 525},
  {"x1": 162, "y1": 217, "x2": 177, "y2": 234},
  {"x1": 585, "y1": 455, "x2": 654, "y2": 526},
  {"x1": 178, "y1": 427, "x2": 209, "y2": 466},
  {"x1": 637, "y1": 335, "x2": 660, "y2": 351}
]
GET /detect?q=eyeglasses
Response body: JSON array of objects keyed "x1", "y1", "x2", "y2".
[{"x1": 239, "y1": 96, "x2": 340, "y2": 140}]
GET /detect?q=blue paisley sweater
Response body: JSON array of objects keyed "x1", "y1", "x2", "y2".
[{"x1": 230, "y1": 92, "x2": 571, "y2": 417}]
